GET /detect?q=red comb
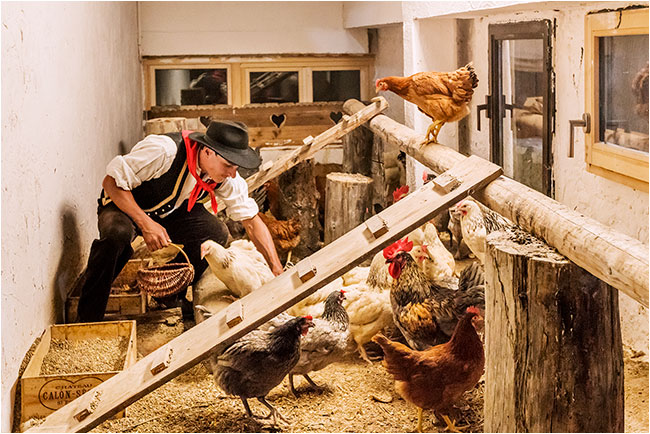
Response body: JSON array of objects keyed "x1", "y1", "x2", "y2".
[
  {"x1": 304, "y1": 315, "x2": 313, "y2": 320},
  {"x1": 422, "y1": 172, "x2": 428, "y2": 182},
  {"x1": 392, "y1": 185, "x2": 409, "y2": 203},
  {"x1": 466, "y1": 306, "x2": 480, "y2": 315},
  {"x1": 383, "y1": 237, "x2": 414, "y2": 259}
]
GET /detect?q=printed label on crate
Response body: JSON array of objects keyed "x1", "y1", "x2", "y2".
[{"x1": 38, "y1": 377, "x2": 104, "y2": 410}]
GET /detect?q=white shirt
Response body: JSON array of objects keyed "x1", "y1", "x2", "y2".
[{"x1": 105, "y1": 134, "x2": 259, "y2": 221}]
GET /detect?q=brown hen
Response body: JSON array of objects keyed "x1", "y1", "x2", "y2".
[
  {"x1": 257, "y1": 210, "x2": 301, "y2": 257},
  {"x1": 372, "y1": 307, "x2": 484, "y2": 432},
  {"x1": 376, "y1": 64, "x2": 478, "y2": 144}
]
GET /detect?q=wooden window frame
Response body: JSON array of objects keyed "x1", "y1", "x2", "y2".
[
  {"x1": 143, "y1": 55, "x2": 373, "y2": 110},
  {"x1": 585, "y1": 7, "x2": 649, "y2": 192}
]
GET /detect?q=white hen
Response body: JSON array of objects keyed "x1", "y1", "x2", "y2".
[
  {"x1": 455, "y1": 199, "x2": 514, "y2": 264},
  {"x1": 201, "y1": 239, "x2": 275, "y2": 298},
  {"x1": 408, "y1": 222, "x2": 456, "y2": 284}
]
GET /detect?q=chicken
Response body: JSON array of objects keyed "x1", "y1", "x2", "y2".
[
  {"x1": 384, "y1": 237, "x2": 484, "y2": 350},
  {"x1": 455, "y1": 199, "x2": 513, "y2": 264},
  {"x1": 288, "y1": 261, "x2": 394, "y2": 364},
  {"x1": 210, "y1": 315, "x2": 315, "y2": 425},
  {"x1": 287, "y1": 290, "x2": 351, "y2": 395},
  {"x1": 376, "y1": 64, "x2": 478, "y2": 144},
  {"x1": 257, "y1": 210, "x2": 301, "y2": 258},
  {"x1": 372, "y1": 306, "x2": 485, "y2": 432},
  {"x1": 201, "y1": 239, "x2": 274, "y2": 298},
  {"x1": 408, "y1": 222, "x2": 456, "y2": 284}
]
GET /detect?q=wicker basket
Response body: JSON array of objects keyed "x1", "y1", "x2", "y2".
[{"x1": 137, "y1": 243, "x2": 194, "y2": 297}]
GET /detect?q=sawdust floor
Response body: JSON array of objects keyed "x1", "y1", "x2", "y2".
[{"x1": 90, "y1": 311, "x2": 648, "y2": 433}]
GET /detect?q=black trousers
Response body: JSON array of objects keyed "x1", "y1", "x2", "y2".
[{"x1": 76, "y1": 201, "x2": 229, "y2": 322}]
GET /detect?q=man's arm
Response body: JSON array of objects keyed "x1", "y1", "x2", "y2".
[
  {"x1": 102, "y1": 175, "x2": 171, "y2": 252},
  {"x1": 240, "y1": 214, "x2": 284, "y2": 276}
]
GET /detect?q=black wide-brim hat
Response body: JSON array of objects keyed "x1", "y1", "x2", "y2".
[{"x1": 189, "y1": 120, "x2": 261, "y2": 169}]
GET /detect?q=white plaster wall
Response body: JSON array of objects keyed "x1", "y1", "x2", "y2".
[
  {"x1": 140, "y1": 1, "x2": 368, "y2": 55},
  {"x1": 374, "y1": 24, "x2": 405, "y2": 123},
  {"x1": 343, "y1": 1, "x2": 403, "y2": 28},
  {"x1": 1, "y1": 2, "x2": 142, "y2": 430}
]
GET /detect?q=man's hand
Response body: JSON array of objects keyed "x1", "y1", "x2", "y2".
[
  {"x1": 140, "y1": 218, "x2": 172, "y2": 252},
  {"x1": 241, "y1": 214, "x2": 284, "y2": 276}
]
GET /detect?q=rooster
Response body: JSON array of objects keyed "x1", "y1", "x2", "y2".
[
  {"x1": 210, "y1": 315, "x2": 314, "y2": 425},
  {"x1": 376, "y1": 64, "x2": 478, "y2": 144},
  {"x1": 372, "y1": 307, "x2": 485, "y2": 432},
  {"x1": 384, "y1": 237, "x2": 484, "y2": 350}
]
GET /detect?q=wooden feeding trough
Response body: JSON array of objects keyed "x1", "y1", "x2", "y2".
[{"x1": 20, "y1": 320, "x2": 137, "y2": 430}]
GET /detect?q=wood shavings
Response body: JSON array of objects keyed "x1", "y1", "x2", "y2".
[{"x1": 40, "y1": 337, "x2": 128, "y2": 375}]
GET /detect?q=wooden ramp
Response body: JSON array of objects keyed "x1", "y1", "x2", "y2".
[{"x1": 29, "y1": 156, "x2": 502, "y2": 433}]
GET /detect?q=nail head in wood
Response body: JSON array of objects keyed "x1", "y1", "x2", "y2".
[
  {"x1": 365, "y1": 215, "x2": 389, "y2": 238},
  {"x1": 303, "y1": 135, "x2": 314, "y2": 145},
  {"x1": 225, "y1": 300, "x2": 244, "y2": 328},
  {"x1": 296, "y1": 258, "x2": 317, "y2": 282},
  {"x1": 150, "y1": 347, "x2": 174, "y2": 375}
]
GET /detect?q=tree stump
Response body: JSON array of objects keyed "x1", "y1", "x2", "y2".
[
  {"x1": 144, "y1": 117, "x2": 187, "y2": 135},
  {"x1": 484, "y1": 231, "x2": 624, "y2": 433},
  {"x1": 276, "y1": 161, "x2": 321, "y2": 259},
  {"x1": 342, "y1": 125, "x2": 373, "y2": 176},
  {"x1": 324, "y1": 172, "x2": 373, "y2": 244}
]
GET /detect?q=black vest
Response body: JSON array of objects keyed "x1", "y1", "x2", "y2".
[{"x1": 99, "y1": 132, "x2": 208, "y2": 218}]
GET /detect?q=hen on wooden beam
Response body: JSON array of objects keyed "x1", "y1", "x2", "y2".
[{"x1": 376, "y1": 64, "x2": 478, "y2": 145}]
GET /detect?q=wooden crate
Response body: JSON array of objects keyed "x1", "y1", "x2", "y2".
[
  {"x1": 20, "y1": 321, "x2": 137, "y2": 429},
  {"x1": 65, "y1": 259, "x2": 152, "y2": 322},
  {"x1": 66, "y1": 289, "x2": 147, "y2": 323}
]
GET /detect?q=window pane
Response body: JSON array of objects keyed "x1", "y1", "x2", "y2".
[
  {"x1": 598, "y1": 34, "x2": 649, "y2": 153},
  {"x1": 502, "y1": 39, "x2": 545, "y2": 193},
  {"x1": 313, "y1": 70, "x2": 361, "y2": 102},
  {"x1": 249, "y1": 71, "x2": 299, "y2": 103},
  {"x1": 155, "y1": 68, "x2": 228, "y2": 106}
]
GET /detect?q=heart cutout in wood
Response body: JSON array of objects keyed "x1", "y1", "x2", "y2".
[
  {"x1": 270, "y1": 113, "x2": 286, "y2": 129},
  {"x1": 330, "y1": 111, "x2": 343, "y2": 124}
]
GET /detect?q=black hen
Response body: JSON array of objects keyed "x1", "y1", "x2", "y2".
[{"x1": 211, "y1": 315, "x2": 314, "y2": 424}]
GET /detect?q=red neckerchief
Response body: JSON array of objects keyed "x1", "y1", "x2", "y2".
[{"x1": 182, "y1": 130, "x2": 218, "y2": 213}]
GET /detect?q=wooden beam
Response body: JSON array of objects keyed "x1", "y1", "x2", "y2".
[
  {"x1": 28, "y1": 151, "x2": 502, "y2": 433},
  {"x1": 245, "y1": 97, "x2": 389, "y2": 191},
  {"x1": 343, "y1": 99, "x2": 650, "y2": 307}
]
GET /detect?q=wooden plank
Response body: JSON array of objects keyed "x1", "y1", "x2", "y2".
[
  {"x1": 245, "y1": 97, "x2": 389, "y2": 192},
  {"x1": 343, "y1": 99, "x2": 650, "y2": 307},
  {"x1": 27, "y1": 151, "x2": 502, "y2": 433}
]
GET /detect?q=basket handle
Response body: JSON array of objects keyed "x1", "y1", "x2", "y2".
[{"x1": 168, "y1": 243, "x2": 191, "y2": 265}]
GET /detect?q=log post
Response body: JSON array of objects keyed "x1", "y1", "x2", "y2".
[
  {"x1": 342, "y1": 125, "x2": 373, "y2": 176},
  {"x1": 144, "y1": 117, "x2": 187, "y2": 135},
  {"x1": 324, "y1": 172, "x2": 373, "y2": 244},
  {"x1": 484, "y1": 231, "x2": 624, "y2": 433}
]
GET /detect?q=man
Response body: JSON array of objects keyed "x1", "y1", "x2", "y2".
[{"x1": 77, "y1": 120, "x2": 283, "y2": 322}]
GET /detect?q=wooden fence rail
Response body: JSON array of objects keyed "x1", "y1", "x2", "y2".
[{"x1": 343, "y1": 99, "x2": 649, "y2": 307}]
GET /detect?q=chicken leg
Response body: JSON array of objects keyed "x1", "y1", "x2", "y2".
[
  {"x1": 440, "y1": 414, "x2": 468, "y2": 433},
  {"x1": 257, "y1": 396, "x2": 289, "y2": 425},
  {"x1": 424, "y1": 120, "x2": 445, "y2": 144}
]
